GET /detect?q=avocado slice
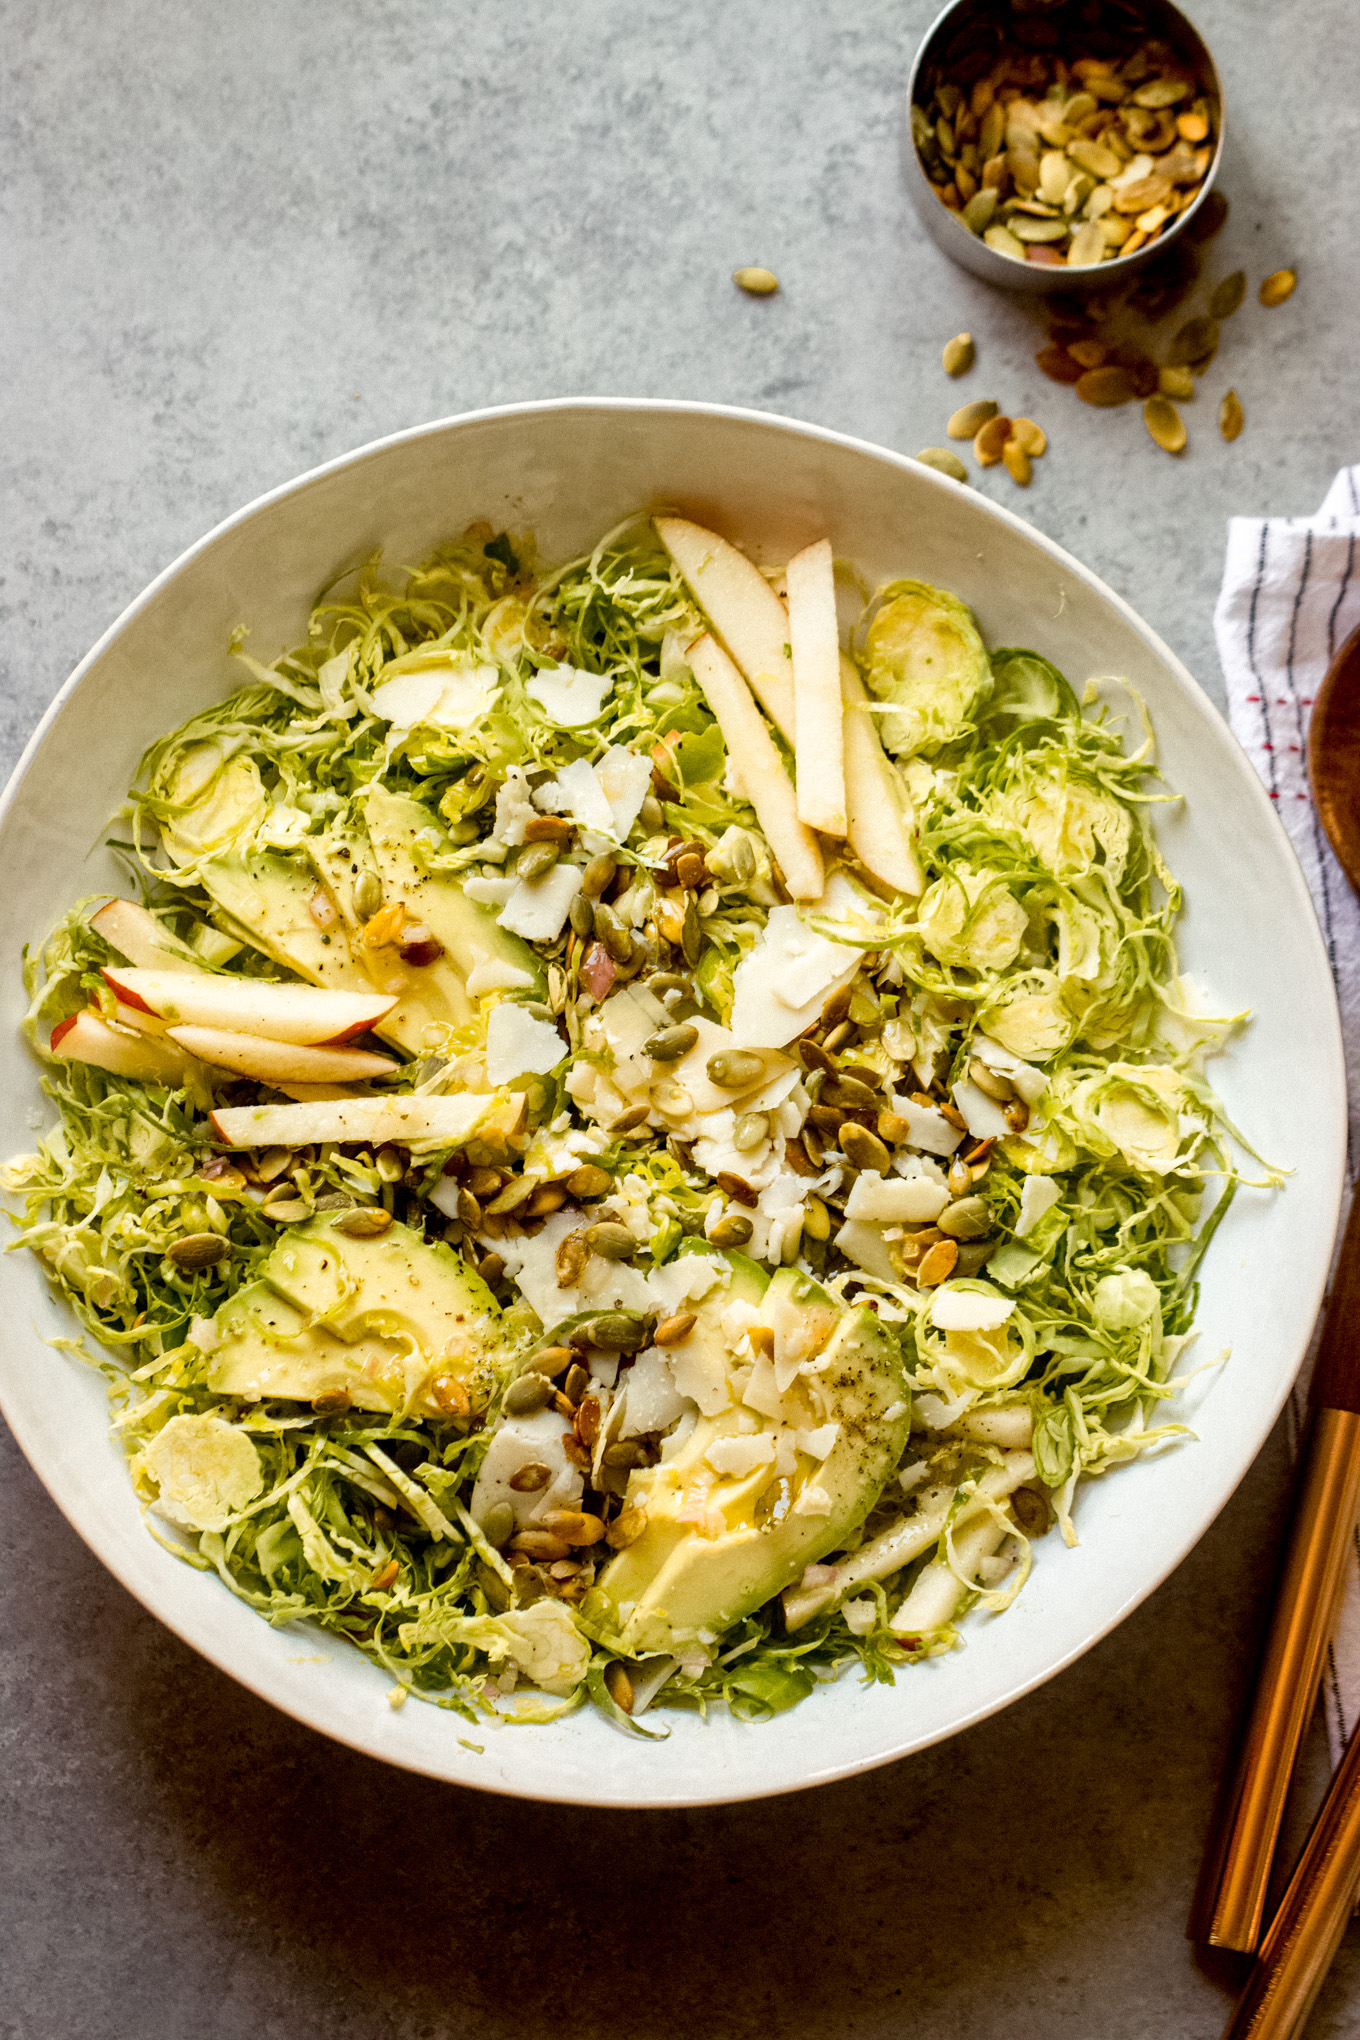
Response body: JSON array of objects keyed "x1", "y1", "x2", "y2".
[
  {"x1": 160, "y1": 750, "x2": 539, "y2": 1057},
  {"x1": 593, "y1": 1266, "x2": 911, "y2": 1654},
  {"x1": 206, "y1": 1215, "x2": 506, "y2": 1416}
]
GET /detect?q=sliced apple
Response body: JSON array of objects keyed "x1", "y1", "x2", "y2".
[
  {"x1": 102, "y1": 966, "x2": 395, "y2": 1045},
  {"x1": 164, "y1": 1027, "x2": 397, "y2": 1085},
  {"x1": 839, "y1": 655, "x2": 924, "y2": 897},
  {"x1": 210, "y1": 1093, "x2": 507, "y2": 1151},
  {"x1": 51, "y1": 1011, "x2": 200, "y2": 1087},
  {"x1": 786, "y1": 537, "x2": 847, "y2": 837},
  {"x1": 687, "y1": 635, "x2": 824, "y2": 901},
  {"x1": 656, "y1": 515, "x2": 797, "y2": 742},
  {"x1": 90, "y1": 898, "x2": 208, "y2": 972}
]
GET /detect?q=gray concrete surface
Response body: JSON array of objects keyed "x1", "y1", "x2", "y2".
[{"x1": 3, "y1": 2, "x2": 1359, "y2": 2035}]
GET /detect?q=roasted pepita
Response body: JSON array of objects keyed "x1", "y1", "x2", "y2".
[
  {"x1": 1259, "y1": 268, "x2": 1297, "y2": 307},
  {"x1": 947, "y1": 399, "x2": 999, "y2": 440},
  {"x1": 1143, "y1": 395, "x2": 1187, "y2": 453},
  {"x1": 733, "y1": 266, "x2": 779, "y2": 295},
  {"x1": 942, "y1": 332, "x2": 975, "y2": 376},
  {"x1": 1208, "y1": 270, "x2": 1246, "y2": 320},
  {"x1": 915, "y1": 447, "x2": 970, "y2": 483},
  {"x1": 1220, "y1": 388, "x2": 1244, "y2": 441}
]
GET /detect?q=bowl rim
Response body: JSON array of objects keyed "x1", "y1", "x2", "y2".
[
  {"x1": 903, "y1": 0, "x2": 1227, "y2": 293},
  {"x1": 0, "y1": 396, "x2": 1343, "y2": 1806}
]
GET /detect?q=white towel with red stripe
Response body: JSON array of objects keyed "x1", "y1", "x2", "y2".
[{"x1": 1216, "y1": 465, "x2": 1360, "y2": 1763}]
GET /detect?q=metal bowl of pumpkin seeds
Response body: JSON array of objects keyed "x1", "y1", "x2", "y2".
[{"x1": 905, "y1": 0, "x2": 1225, "y2": 294}]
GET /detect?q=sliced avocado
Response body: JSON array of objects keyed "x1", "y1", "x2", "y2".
[
  {"x1": 593, "y1": 1266, "x2": 911, "y2": 1653},
  {"x1": 206, "y1": 1215, "x2": 505, "y2": 1416},
  {"x1": 361, "y1": 786, "x2": 543, "y2": 991}
]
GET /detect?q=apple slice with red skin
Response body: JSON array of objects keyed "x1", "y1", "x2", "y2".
[
  {"x1": 164, "y1": 1027, "x2": 397, "y2": 1085},
  {"x1": 102, "y1": 966, "x2": 395, "y2": 1045},
  {"x1": 90, "y1": 899, "x2": 207, "y2": 972},
  {"x1": 51, "y1": 1011, "x2": 199, "y2": 1086}
]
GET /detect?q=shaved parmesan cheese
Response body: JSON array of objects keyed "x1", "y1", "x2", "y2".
[
  {"x1": 527, "y1": 665, "x2": 612, "y2": 728},
  {"x1": 462, "y1": 874, "x2": 519, "y2": 909},
  {"x1": 464, "y1": 946, "x2": 536, "y2": 998},
  {"x1": 929, "y1": 1286, "x2": 1016, "y2": 1333},
  {"x1": 621, "y1": 1348, "x2": 692, "y2": 1436},
  {"x1": 595, "y1": 745, "x2": 654, "y2": 839},
  {"x1": 498, "y1": 862, "x2": 584, "y2": 942},
  {"x1": 370, "y1": 658, "x2": 500, "y2": 732},
  {"x1": 705, "y1": 1433, "x2": 776, "y2": 1478},
  {"x1": 846, "y1": 1171, "x2": 950, "y2": 1224},
  {"x1": 742, "y1": 1356, "x2": 786, "y2": 1421},
  {"x1": 793, "y1": 1482, "x2": 833, "y2": 1518},
  {"x1": 833, "y1": 1219, "x2": 900, "y2": 1283},
  {"x1": 471, "y1": 1407, "x2": 583, "y2": 1528},
  {"x1": 892, "y1": 1095, "x2": 965, "y2": 1157},
  {"x1": 952, "y1": 1078, "x2": 1012, "y2": 1141},
  {"x1": 1016, "y1": 1173, "x2": 1061, "y2": 1237},
  {"x1": 537, "y1": 756, "x2": 615, "y2": 834},
  {"x1": 730, "y1": 881, "x2": 870, "y2": 1048},
  {"x1": 974, "y1": 1034, "x2": 1049, "y2": 1106},
  {"x1": 485, "y1": 1003, "x2": 566, "y2": 1084},
  {"x1": 492, "y1": 766, "x2": 537, "y2": 847},
  {"x1": 797, "y1": 1423, "x2": 840, "y2": 1461}
]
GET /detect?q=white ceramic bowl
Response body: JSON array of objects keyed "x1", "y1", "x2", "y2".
[{"x1": 0, "y1": 400, "x2": 1343, "y2": 1807}]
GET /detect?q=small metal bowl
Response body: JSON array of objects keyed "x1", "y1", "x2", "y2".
[{"x1": 904, "y1": 0, "x2": 1225, "y2": 295}]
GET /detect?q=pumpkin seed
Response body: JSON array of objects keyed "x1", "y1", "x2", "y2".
[
  {"x1": 680, "y1": 892, "x2": 703, "y2": 967},
  {"x1": 515, "y1": 841, "x2": 559, "y2": 883},
  {"x1": 1209, "y1": 271, "x2": 1246, "y2": 320},
  {"x1": 1220, "y1": 388, "x2": 1244, "y2": 442},
  {"x1": 1036, "y1": 345, "x2": 1084, "y2": 384},
  {"x1": 1011, "y1": 1486, "x2": 1052, "y2": 1537},
  {"x1": 482, "y1": 1502, "x2": 516, "y2": 1549},
  {"x1": 1010, "y1": 417, "x2": 1047, "y2": 457},
  {"x1": 568, "y1": 892, "x2": 594, "y2": 937},
  {"x1": 973, "y1": 414, "x2": 1013, "y2": 466},
  {"x1": 915, "y1": 447, "x2": 969, "y2": 483},
  {"x1": 654, "y1": 1311, "x2": 697, "y2": 1346},
  {"x1": 733, "y1": 1112, "x2": 769, "y2": 1152},
  {"x1": 840, "y1": 1124, "x2": 891, "y2": 1174},
  {"x1": 610, "y1": 1103, "x2": 650, "y2": 1133},
  {"x1": 942, "y1": 332, "x2": 974, "y2": 376},
  {"x1": 1158, "y1": 365, "x2": 1195, "y2": 400},
  {"x1": 715, "y1": 1171, "x2": 759, "y2": 1208},
  {"x1": 508, "y1": 1462, "x2": 552, "y2": 1493},
  {"x1": 650, "y1": 1078, "x2": 693, "y2": 1118},
  {"x1": 962, "y1": 189, "x2": 998, "y2": 234},
  {"x1": 983, "y1": 223, "x2": 1026, "y2": 261},
  {"x1": 733, "y1": 266, "x2": 779, "y2": 295},
  {"x1": 583, "y1": 1220, "x2": 636, "y2": 1261},
  {"x1": 554, "y1": 1229, "x2": 588, "y2": 1284},
  {"x1": 802, "y1": 1195, "x2": 831, "y2": 1242},
  {"x1": 706, "y1": 1048, "x2": 765, "y2": 1090},
  {"x1": 644, "y1": 1023, "x2": 698, "y2": 1063},
  {"x1": 937, "y1": 1194, "x2": 992, "y2": 1241},
  {"x1": 1143, "y1": 395, "x2": 1187, "y2": 453},
  {"x1": 1068, "y1": 137, "x2": 1123, "y2": 180},
  {"x1": 1010, "y1": 214, "x2": 1068, "y2": 244},
  {"x1": 565, "y1": 1163, "x2": 612, "y2": 1200},
  {"x1": 332, "y1": 1206, "x2": 393, "y2": 1238},
  {"x1": 709, "y1": 1212, "x2": 754, "y2": 1248},
  {"x1": 916, "y1": 1239, "x2": 959, "y2": 1287},
  {"x1": 311, "y1": 1386, "x2": 352, "y2": 1416},
  {"x1": 948, "y1": 401, "x2": 998, "y2": 443},
  {"x1": 1112, "y1": 172, "x2": 1173, "y2": 215},
  {"x1": 353, "y1": 869, "x2": 384, "y2": 921},
  {"x1": 1167, "y1": 315, "x2": 1219, "y2": 367},
  {"x1": 580, "y1": 1311, "x2": 651, "y2": 1352},
  {"x1": 1002, "y1": 439, "x2": 1032, "y2": 486},
  {"x1": 1260, "y1": 268, "x2": 1296, "y2": 307},
  {"x1": 1067, "y1": 219, "x2": 1105, "y2": 267},
  {"x1": 877, "y1": 1110, "x2": 911, "y2": 1145},
  {"x1": 1076, "y1": 365, "x2": 1135, "y2": 405},
  {"x1": 504, "y1": 1373, "x2": 552, "y2": 1416},
  {"x1": 605, "y1": 1505, "x2": 648, "y2": 1550},
  {"x1": 1133, "y1": 77, "x2": 1190, "y2": 109},
  {"x1": 581, "y1": 852, "x2": 617, "y2": 897},
  {"x1": 528, "y1": 1344, "x2": 575, "y2": 1377},
  {"x1": 166, "y1": 1231, "x2": 230, "y2": 1271}
]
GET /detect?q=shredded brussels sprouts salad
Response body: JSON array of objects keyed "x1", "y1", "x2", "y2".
[{"x1": 3, "y1": 510, "x2": 1263, "y2": 1735}]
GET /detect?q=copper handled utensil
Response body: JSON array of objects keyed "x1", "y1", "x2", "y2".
[{"x1": 1192, "y1": 621, "x2": 1360, "y2": 2034}]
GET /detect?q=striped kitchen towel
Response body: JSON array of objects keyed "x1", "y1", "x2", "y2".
[{"x1": 1216, "y1": 465, "x2": 1360, "y2": 1763}]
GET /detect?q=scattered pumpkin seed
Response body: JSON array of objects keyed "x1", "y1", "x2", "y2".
[
  {"x1": 937, "y1": 1195, "x2": 992, "y2": 1240},
  {"x1": 568, "y1": 892, "x2": 594, "y2": 938},
  {"x1": 802, "y1": 1195, "x2": 831, "y2": 1242},
  {"x1": 1157, "y1": 365, "x2": 1195, "y2": 400},
  {"x1": 1167, "y1": 315, "x2": 1219, "y2": 367},
  {"x1": 353, "y1": 869, "x2": 384, "y2": 921},
  {"x1": 580, "y1": 853, "x2": 617, "y2": 897},
  {"x1": 565, "y1": 1163, "x2": 612, "y2": 1200},
  {"x1": 654, "y1": 1311, "x2": 697, "y2": 1347},
  {"x1": 1143, "y1": 395, "x2": 1187, "y2": 453},
  {"x1": 733, "y1": 266, "x2": 779, "y2": 295},
  {"x1": 1076, "y1": 365, "x2": 1135, "y2": 406},
  {"x1": 528, "y1": 1344, "x2": 575, "y2": 1377},
  {"x1": 971, "y1": 413, "x2": 1012, "y2": 466},
  {"x1": 605, "y1": 1505, "x2": 648, "y2": 1550},
  {"x1": 916, "y1": 1239, "x2": 959, "y2": 1287},
  {"x1": 579, "y1": 1311, "x2": 651, "y2": 1352},
  {"x1": 167, "y1": 1231, "x2": 231, "y2": 1270},
  {"x1": 1002, "y1": 439, "x2": 1032, "y2": 486},
  {"x1": 706, "y1": 1048, "x2": 766, "y2": 1090},
  {"x1": 508, "y1": 1462, "x2": 552, "y2": 1494},
  {"x1": 1067, "y1": 219, "x2": 1105, "y2": 267},
  {"x1": 947, "y1": 399, "x2": 999, "y2": 440},
  {"x1": 1208, "y1": 270, "x2": 1246, "y2": 320},
  {"x1": 983, "y1": 223, "x2": 1026, "y2": 260},
  {"x1": 1259, "y1": 268, "x2": 1296, "y2": 307},
  {"x1": 482, "y1": 1502, "x2": 516, "y2": 1548},
  {"x1": 504, "y1": 1373, "x2": 552, "y2": 1416},
  {"x1": 644, "y1": 1023, "x2": 698, "y2": 1063},
  {"x1": 1010, "y1": 417, "x2": 1047, "y2": 457},
  {"x1": 942, "y1": 332, "x2": 974, "y2": 376},
  {"x1": 733, "y1": 1112, "x2": 769, "y2": 1152},
  {"x1": 840, "y1": 1124, "x2": 891, "y2": 1174},
  {"x1": 709, "y1": 1212, "x2": 754, "y2": 1248},
  {"x1": 1220, "y1": 388, "x2": 1244, "y2": 441},
  {"x1": 915, "y1": 447, "x2": 969, "y2": 483},
  {"x1": 583, "y1": 1220, "x2": 636, "y2": 1261},
  {"x1": 332, "y1": 1207, "x2": 394, "y2": 1238}
]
